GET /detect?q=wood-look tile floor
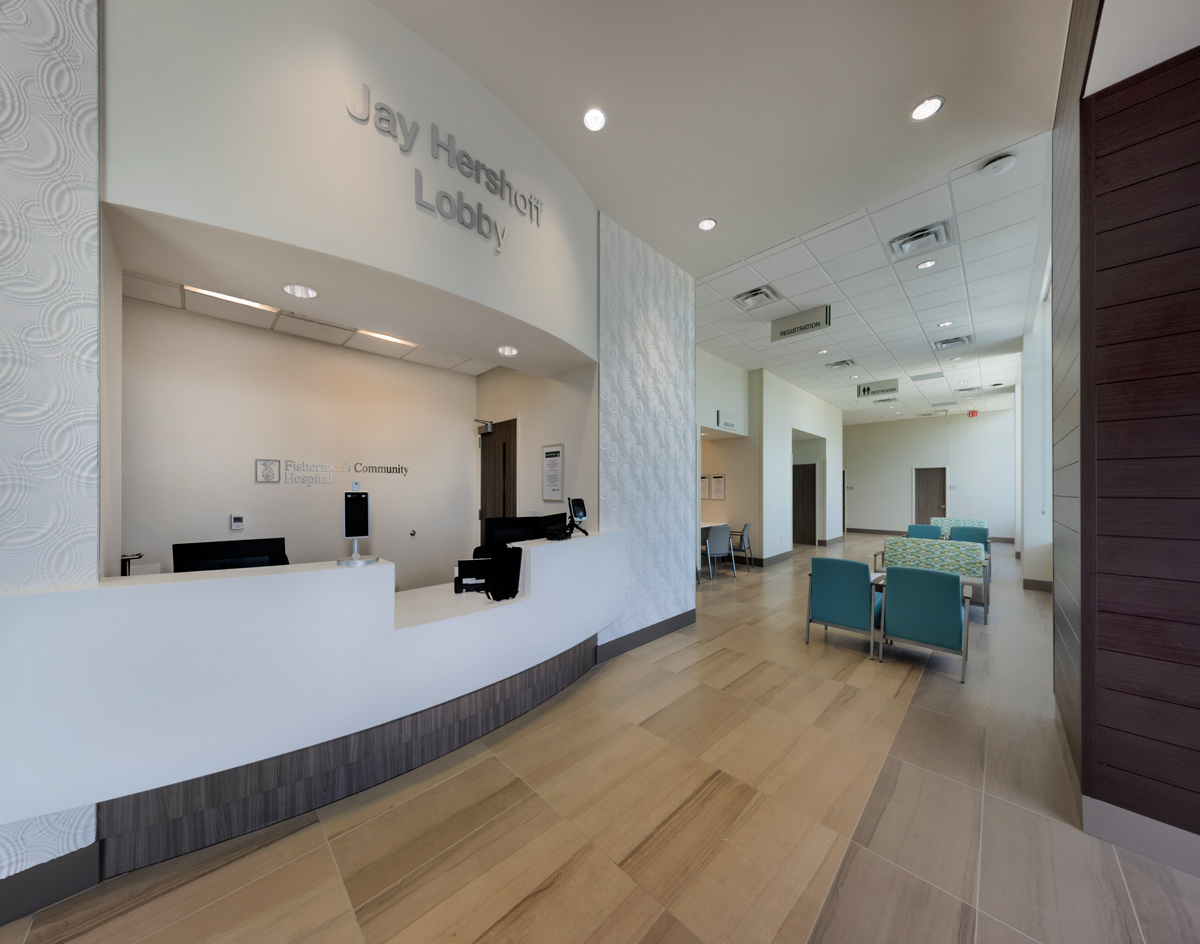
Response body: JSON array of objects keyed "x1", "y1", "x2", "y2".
[{"x1": 7, "y1": 536, "x2": 1199, "y2": 943}]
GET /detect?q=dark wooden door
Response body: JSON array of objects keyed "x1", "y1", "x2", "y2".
[
  {"x1": 914, "y1": 467, "x2": 946, "y2": 524},
  {"x1": 793, "y1": 464, "x2": 816, "y2": 545},
  {"x1": 479, "y1": 418, "x2": 517, "y2": 543}
]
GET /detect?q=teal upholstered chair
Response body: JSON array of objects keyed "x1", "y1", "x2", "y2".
[
  {"x1": 907, "y1": 524, "x2": 941, "y2": 539},
  {"x1": 874, "y1": 536, "x2": 989, "y2": 625},
  {"x1": 880, "y1": 565, "x2": 970, "y2": 682},
  {"x1": 949, "y1": 525, "x2": 989, "y2": 552},
  {"x1": 806, "y1": 558, "x2": 883, "y2": 659}
]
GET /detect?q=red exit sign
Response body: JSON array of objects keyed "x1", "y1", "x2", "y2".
[{"x1": 968, "y1": 409, "x2": 979, "y2": 418}]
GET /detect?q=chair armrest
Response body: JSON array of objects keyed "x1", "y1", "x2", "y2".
[{"x1": 873, "y1": 551, "x2": 885, "y2": 571}]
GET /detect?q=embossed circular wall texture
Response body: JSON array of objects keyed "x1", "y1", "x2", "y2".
[
  {"x1": 598, "y1": 215, "x2": 696, "y2": 645},
  {"x1": 0, "y1": 0, "x2": 100, "y2": 593}
]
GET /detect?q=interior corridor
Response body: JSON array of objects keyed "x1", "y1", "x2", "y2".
[{"x1": 5, "y1": 535, "x2": 1198, "y2": 944}]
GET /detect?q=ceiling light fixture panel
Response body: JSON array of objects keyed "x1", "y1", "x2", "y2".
[
  {"x1": 698, "y1": 218, "x2": 716, "y2": 231},
  {"x1": 583, "y1": 108, "x2": 606, "y2": 131},
  {"x1": 911, "y1": 96, "x2": 945, "y2": 121}
]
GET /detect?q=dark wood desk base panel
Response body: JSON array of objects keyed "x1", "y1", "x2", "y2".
[{"x1": 97, "y1": 636, "x2": 597, "y2": 878}]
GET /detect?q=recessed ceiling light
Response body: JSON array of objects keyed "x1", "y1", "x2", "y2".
[
  {"x1": 184, "y1": 286, "x2": 279, "y2": 313},
  {"x1": 911, "y1": 96, "x2": 944, "y2": 121},
  {"x1": 817, "y1": 349, "x2": 828, "y2": 355},
  {"x1": 497, "y1": 345, "x2": 519, "y2": 357},
  {"x1": 938, "y1": 321, "x2": 954, "y2": 327},
  {"x1": 917, "y1": 260, "x2": 936, "y2": 270},
  {"x1": 282, "y1": 283, "x2": 319, "y2": 299},
  {"x1": 698, "y1": 218, "x2": 717, "y2": 231},
  {"x1": 583, "y1": 108, "x2": 606, "y2": 131},
  {"x1": 849, "y1": 375, "x2": 859, "y2": 379},
  {"x1": 951, "y1": 357, "x2": 962, "y2": 361},
  {"x1": 357, "y1": 329, "x2": 415, "y2": 347}
]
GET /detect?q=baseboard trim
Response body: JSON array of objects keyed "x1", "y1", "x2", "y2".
[
  {"x1": 0, "y1": 842, "x2": 99, "y2": 925},
  {"x1": 598, "y1": 609, "x2": 696, "y2": 662},
  {"x1": 817, "y1": 536, "x2": 844, "y2": 547},
  {"x1": 847, "y1": 528, "x2": 905, "y2": 536},
  {"x1": 761, "y1": 550, "x2": 794, "y2": 567},
  {"x1": 992, "y1": 536, "x2": 1015, "y2": 544},
  {"x1": 1084, "y1": 796, "x2": 1200, "y2": 878},
  {"x1": 1023, "y1": 578, "x2": 1053, "y2": 592}
]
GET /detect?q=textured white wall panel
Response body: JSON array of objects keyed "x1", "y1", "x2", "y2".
[
  {"x1": 598, "y1": 215, "x2": 695, "y2": 643},
  {"x1": 0, "y1": 0, "x2": 100, "y2": 592},
  {"x1": 0, "y1": 805, "x2": 94, "y2": 879}
]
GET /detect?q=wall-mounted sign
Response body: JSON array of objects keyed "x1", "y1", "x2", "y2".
[
  {"x1": 541, "y1": 444, "x2": 563, "y2": 501},
  {"x1": 347, "y1": 84, "x2": 545, "y2": 256},
  {"x1": 715, "y1": 409, "x2": 737, "y2": 431},
  {"x1": 255, "y1": 458, "x2": 409, "y2": 487},
  {"x1": 710, "y1": 474, "x2": 726, "y2": 500},
  {"x1": 700, "y1": 475, "x2": 709, "y2": 500},
  {"x1": 968, "y1": 410, "x2": 979, "y2": 418},
  {"x1": 856, "y1": 379, "x2": 900, "y2": 398},
  {"x1": 771, "y1": 306, "x2": 831, "y2": 342}
]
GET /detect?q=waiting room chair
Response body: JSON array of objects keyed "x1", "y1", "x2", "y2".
[
  {"x1": 730, "y1": 522, "x2": 754, "y2": 569},
  {"x1": 880, "y1": 565, "x2": 969, "y2": 682},
  {"x1": 704, "y1": 524, "x2": 736, "y2": 579},
  {"x1": 907, "y1": 524, "x2": 941, "y2": 539},
  {"x1": 949, "y1": 526, "x2": 991, "y2": 621},
  {"x1": 806, "y1": 558, "x2": 882, "y2": 659}
]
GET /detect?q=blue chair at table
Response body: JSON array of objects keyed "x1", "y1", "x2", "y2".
[
  {"x1": 907, "y1": 524, "x2": 941, "y2": 539},
  {"x1": 806, "y1": 558, "x2": 883, "y2": 659},
  {"x1": 879, "y1": 565, "x2": 970, "y2": 682}
]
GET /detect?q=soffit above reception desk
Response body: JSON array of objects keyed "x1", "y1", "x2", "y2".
[{"x1": 106, "y1": 204, "x2": 595, "y2": 378}]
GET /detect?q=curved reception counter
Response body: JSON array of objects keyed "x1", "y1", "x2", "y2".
[{"x1": 0, "y1": 531, "x2": 626, "y2": 877}]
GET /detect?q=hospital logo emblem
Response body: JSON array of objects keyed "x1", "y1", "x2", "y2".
[{"x1": 255, "y1": 459, "x2": 281, "y2": 483}]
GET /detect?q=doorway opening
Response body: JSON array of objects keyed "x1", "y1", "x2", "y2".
[
  {"x1": 479, "y1": 418, "x2": 517, "y2": 543},
  {"x1": 914, "y1": 467, "x2": 946, "y2": 524}
]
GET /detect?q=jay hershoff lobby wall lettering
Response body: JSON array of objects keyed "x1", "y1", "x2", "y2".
[
  {"x1": 347, "y1": 84, "x2": 544, "y2": 256},
  {"x1": 256, "y1": 459, "x2": 409, "y2": 486}
]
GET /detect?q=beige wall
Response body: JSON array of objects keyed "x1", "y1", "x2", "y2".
[
  {"x1": 700, "y1": 436, "x2": 758, "y2": 539},
  {"x1": 475, "y1": 365, "x2": 599, "y2": 520},
  {"x1": 100, "y1": 214, "x2": 124, "y2": 578},
  {"x1": 122, "y1": 299, "x2": 479, "y2": 589}
]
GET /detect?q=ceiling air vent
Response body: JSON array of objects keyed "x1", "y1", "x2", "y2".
[
  {"x1": 930, "y1": 401, "x2": 956, "y2": 407},
  {"x1": 873, "y1": 397, "x2": 899, "y2": 403},
  {"x1": 732, "y1": 285, "x2": 781, "y2": 310},
  {"x1": 931, "y1": 335, "x2": 971, "y2": 351},
  {"x1": 957, "y1": 386, "x2": 981, "y2": 393},
  {"x1": 909, "y1": 371, "x2": 944, "y2": 381},
  {"x1": 824, "y1": 359, "x2": 856, "y2": 370},
  {"x1": 886, "y1": 221, "x2": 952, "y2": 262},
  {"x1": 916, "y1": 410, "x2": 949, "y2": 417}
]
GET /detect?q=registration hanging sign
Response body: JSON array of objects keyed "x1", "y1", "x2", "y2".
[{"x1": 770, "y1": 305, "x2": 832, "y2": 342}]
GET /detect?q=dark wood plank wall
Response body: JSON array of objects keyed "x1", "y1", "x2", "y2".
[
  {"x1": 1051, "y1": 0, "x2": 1102, "y2": 780},
  {"x1": 1081, "y1": 45, "x2": 1200, "y2": 832}
]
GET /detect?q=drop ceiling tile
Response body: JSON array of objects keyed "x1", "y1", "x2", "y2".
[
  {"x1": 696, "y1": 283, "x2": 722, "y2": 308},
  {"x1": 773, "y1": 266, "x2": 831, "y2": 297},
  {"x1": 710, "y1": 313, "x2": 763, "y2": 334},
  {"x1": 696, "y1": 299, "x2": 741, "y2": 324},
  {"x1": 951, "y1": 143, "x2": 1049, "y2": 212},
  {"x1": 875, "y1": 325, "x2": 926, "y2": 342},
  {"x1": 956, "y1": 185, "x2": 1043, "y2": 241},
  {"x1": 971, "y1": 285, "x2": 1028, "y2": 310},
  {"x1": 451, "y1": 359, "x2": 494, "y2": 376},
  {"x1": 699, "y1": 335, "x2": 744, "y2": 353},
  {"x1": 729, "y1": 324, "x2": 769, "y2": 343},
  {"x1": 788, "y1": 286, "x2": 846, "y2": 309},
  {"x1": 838, "y1": 266, "x2": 898, "y2": 299},
  {"x1": 402, "y1": 346, "x2": 468, "y2": 369},
  {"x1": 969, "y1": 267, "x2": 1032, "y2": 298},
  {"x1": 959, "y1": 219, "x2": 1039, "y2": 263},
  {"x1": 745, "y1": 298, "x2": 800, "y2": 322},
  {"x1": 859, "y1": 300, "x2": 915, "y2": 322},
  {"x1": 866, "y1": 314, "x2": 920, "y2": 334},
  {"x1": 824, "y1": 244, "x2": 892, "y2": 282},
  {"x1": 963, "y1": 245, "x2": 1037, "y2": 281},
  {"x1": 903, "y1": 268, "x2": 965, "y2": 297},
  {"x1": 273, "y1": 314, "x2": 353, "y2": 345},
  {"x1": 705, "y1": 265, "x2": 768, "y2": 299},
  {"x1": 749, "y1": 243, "x2": 819, "y2": 282},
  {"x1": 972, "y1": 303, "x2": 1026, "y2": 323},
  {"x1": 913, "y1": 301, "x2": 969, "y2": 323},
  {"x1": 184, "y1": 289, "x2": 278, "y2": 329},
  {"x1": 848, "y1": 283, "x2": 907, "y2": 311},
  {"x1": 803, "y1": 217, "x2": 878, "y2": 262},
  {"x1": 699, "y1": 259, "x2": 747, "y2": 282},
  {"x1": 744, "y1": 337, "x2": 776, "y2": 351},
  {"x1": 696, "y1": 323, "x2": 725, "y2": 343},
  {"x1": 125, "y1": 275, "x2": 183, "y2": 308},
  {"x1": 911, "y1": 286, "x2": 967, "y2": 311},
  {"x1": 868, "y1": 185, "x2": 954, "y2": 244}
]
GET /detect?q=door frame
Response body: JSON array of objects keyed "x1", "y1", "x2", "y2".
[{"x1": 911, "y1": 466, "x2": 947, "y2": 525}]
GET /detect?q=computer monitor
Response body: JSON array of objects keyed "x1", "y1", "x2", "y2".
[
  {"x1": 480, "y1": 516, "x2": 543, "y2": 553},
  {"x1": 172, "y1": 537, "x2": 289, "y2": 573}
]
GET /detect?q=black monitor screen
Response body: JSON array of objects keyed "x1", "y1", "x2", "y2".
[
  {"x1": 172, "y1": 538, "x2": 289, "y2": 573},
  {"x1": 481, "y1": 516, "x2": 542, "y2": 551},
  {"x1": 345, "y1": 492, "x2": 369, "y2": 538}
]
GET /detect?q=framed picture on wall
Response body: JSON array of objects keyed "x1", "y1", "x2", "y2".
[
  {"x1": 700, "y1": 475, "x2": 709, "y2": 499},
  {"x1": 711, "y1": 474, "x2": 726, "y2": 500},
  {"x1": 542, "y1": 444, "x2": 564, "y2": 501}
]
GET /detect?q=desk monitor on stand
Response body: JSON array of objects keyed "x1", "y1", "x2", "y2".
[{"x1": 338, "y1": 490, "x2": 378, "y2": 567}]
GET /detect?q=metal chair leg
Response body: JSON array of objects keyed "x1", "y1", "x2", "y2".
[
  {"x1": 705, "y1": 539, "x2": 713, "y2": 580},
  {"x1": 729, "y1": 539, "x2": 737, "y2": 577}
]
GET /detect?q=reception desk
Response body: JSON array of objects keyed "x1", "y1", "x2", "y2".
[{"x1": 0, "y1": 531, "x2": 625, "y2": 875}]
